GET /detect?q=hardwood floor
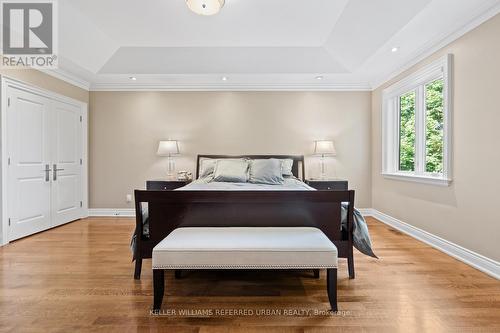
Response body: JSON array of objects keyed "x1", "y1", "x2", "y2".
[{"x1": 0, "y1": 217, "x2": 499, "y2": 332}]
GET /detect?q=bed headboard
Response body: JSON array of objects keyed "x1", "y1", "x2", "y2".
[{"x1": 196, "y1": 155, "x2": 306, "y2": 180}]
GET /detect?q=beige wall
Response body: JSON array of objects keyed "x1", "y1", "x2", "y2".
[
  {"x1": 89, "y1": 91, "x2": 372, "y2": 208},
  {"x1": 0, "y1": 68, "x2": 89, "y2": 103},
  {"x1": 372, "y1": 14, "x2": 500, "y2": 261}
]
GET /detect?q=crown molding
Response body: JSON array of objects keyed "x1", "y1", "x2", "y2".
[
  {"x1": 89, "y1": 82, "x2": 372, "y2": 92},
  {"x1": 370, "y1": 1, "x2": 500, "y2": 90},
  {"x1": 39, "y1": 68, "x2": 91, "y2": 91}
]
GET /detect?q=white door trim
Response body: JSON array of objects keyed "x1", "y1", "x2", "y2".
[{"x1": 0, "y1": 76, "x2": 89, "y2": 245}]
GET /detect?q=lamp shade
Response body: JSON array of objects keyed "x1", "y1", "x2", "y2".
[
  {"x1": 157, "y1": 140, "x2": 179, "y2": 156},
  {"x1": 314, "y1": 140, "x2": 336, "y2": 156}
]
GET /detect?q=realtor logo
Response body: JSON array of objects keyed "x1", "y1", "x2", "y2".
[{"x1": 1, "y1": 0, "x2": 58, "y2": 68}]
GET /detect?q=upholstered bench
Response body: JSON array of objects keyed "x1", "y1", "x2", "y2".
[{"x1": 152, "y1": 227, "x2": 338, "y2": 311}]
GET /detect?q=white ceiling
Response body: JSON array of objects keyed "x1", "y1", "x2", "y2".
[{"x1": 52, "y1": 0, "x2": 500, "y2": 90}]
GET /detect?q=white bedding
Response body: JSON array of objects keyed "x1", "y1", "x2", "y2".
[{"x1": 177, "y1": 177, "x2": 315, "y2": 191}]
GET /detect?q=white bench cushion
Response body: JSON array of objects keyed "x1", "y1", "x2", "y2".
[{"x1": 152, "y1": 227, "x2": 337, "y2": 269}]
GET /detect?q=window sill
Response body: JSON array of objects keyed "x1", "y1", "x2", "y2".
[{"x1": 382, "y1": 173, "x2": 452, "y2": 186}]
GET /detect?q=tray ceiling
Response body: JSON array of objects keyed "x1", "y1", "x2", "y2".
[{"x1": 53, "y1": 0, "x2": 500, "y2": 90}]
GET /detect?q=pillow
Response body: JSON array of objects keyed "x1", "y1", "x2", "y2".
[
  {"x1": 249, "y1": 159, "x2": 285, "y2": 185},
  {"x1": 280, "y1": 159, "x2": 294, "y2": 177},
  {"x1": 213, "y1": 159, "x2": 249, "y2": 183},
  {"x1": 199, "y1": 158, "x2": 217, "y2": 178}
]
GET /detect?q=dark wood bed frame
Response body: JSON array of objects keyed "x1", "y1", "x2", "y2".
[{"x1": 134, "y1": 155, "x2": 355, "y2": 279}]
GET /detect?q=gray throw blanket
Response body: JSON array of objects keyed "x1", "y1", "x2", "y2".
[{"x1": 341, "y1": 205, "x2": 377, "y2": 258}]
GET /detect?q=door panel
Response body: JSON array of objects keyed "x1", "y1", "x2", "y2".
[
  {"x1": 17, "y1": 104, "x2": 44, "y2": 163},
  {"x1": 7, "y1": 88, "x2": 52, "y2": 240},
  {"x1": 56, "y1": 174, "x2": 78, "y2": 211},
  {"x1": 51, "y1": 100, "x2": 82, "y2": 226}
]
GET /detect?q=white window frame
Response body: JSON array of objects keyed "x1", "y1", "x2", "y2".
[{"x1": 382, "y1": 54, "x2": 452, "y2": 186}]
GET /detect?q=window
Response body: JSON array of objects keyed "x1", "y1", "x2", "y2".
[{"x1": 382, "y1": 55, "x2": 452, "y2": 186}]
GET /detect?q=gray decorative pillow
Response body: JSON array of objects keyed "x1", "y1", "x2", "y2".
[
  {"x1": 199, "y1": 158, "x2": 217, "y2": 178},
  {"x1": 280, "y1": 159, "x2": 294, "y2": 176},
  {"x1": 249, "y1": 159, "x2": 285, "y2": 185},
  {"x1": 213, "y1": 159, "x2": 249, "y2": 183}
]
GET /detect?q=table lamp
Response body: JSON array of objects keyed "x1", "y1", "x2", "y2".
[
  {"x1": 157, "y1": 140, "x2": 179, "y2": 179},
  {"x1": 314, "y1": 140, "x2": 336, "y2": 180}
]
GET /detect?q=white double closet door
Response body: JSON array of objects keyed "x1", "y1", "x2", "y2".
[{"x1": 7, "y1": 85, "x2": 84, "y2": 241}]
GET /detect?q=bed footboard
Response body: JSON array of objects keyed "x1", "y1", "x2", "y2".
[{"x1": 134, "y1": 190, "x2": 355, "y2": 279}]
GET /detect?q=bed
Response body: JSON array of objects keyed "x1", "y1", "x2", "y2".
[{"x1": 133, "y1": 155, "x2": 376, "y2": 280}]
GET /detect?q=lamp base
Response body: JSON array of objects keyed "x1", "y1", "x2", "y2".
[
  {"x1": 166, "y1": 156, "x2": 176, "y2": 180},
  {"x1": 318, "y1": 155, "x2": 337, "y2": 180},
  {"x1": 319, "y1": 155, "x2": 327, "y2": 180}
]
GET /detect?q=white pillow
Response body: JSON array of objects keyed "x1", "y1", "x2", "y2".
[
  {"x1": 249, "y1": 159, "x2": 285, "y2": 185},
  {"x1": 213, "y1": 159, "x2": 249, "y2": 183},
  {"x1": 280, "y1": 159, "x2": 294, "y2": 177}
]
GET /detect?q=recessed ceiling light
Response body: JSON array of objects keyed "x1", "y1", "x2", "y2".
[
  {"x1": 221, "y1": 76, "x2": 228, "y2": 81},
  {"x1": 316, "y1": 76, "x2": 324, "y2": 80},
  {"x1": 129, "y1": 76, "x2": 137, "y2": 81},
  {"x1": 391, "y1": 47, "x2": 399, "y2": 53},
  {"x1": 186, "y1": 0, "x2": 225, "y2": 16}
]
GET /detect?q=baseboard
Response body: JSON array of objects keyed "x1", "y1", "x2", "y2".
[
  {"x1": 370, "y1": 209, "x2": 500, "y2": 280},
  {"x1": 88, "y1": 208, "x2": 135, "y2": 217},
  {"x1": 358, "y1": 208, "x2": 375, "y2": 217},
  {"x1": 90, "y1": 208, "x2": 376, "y2": 218}
]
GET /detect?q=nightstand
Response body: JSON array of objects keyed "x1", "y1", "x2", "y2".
[
  {"x1": 305, "y1": 179, "x2": 348, "y2": 191},
  {"x1": 146, "y1": 180, "x2": 191, "y2": 191}
]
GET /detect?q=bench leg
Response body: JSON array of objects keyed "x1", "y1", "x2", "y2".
[
  {"x1": 153, "y1": 269, "x2": 165, "y2": 310},
  {"x1": 347, "y1": 252, "x2": 355, "y2": 279},
  {"x1": 134, "y1": 258, "x2": 142, "y2": 280},
  {"x1": 326, "y1": 268, "x2": 338, "y2": 312},
  {"x1": 313, "y1": 269, "x2": 320, "y2": 279}
]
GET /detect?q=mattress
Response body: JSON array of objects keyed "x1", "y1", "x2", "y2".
[{"x1": 177, "y1": 176, "x2": 315, "y2": 191}]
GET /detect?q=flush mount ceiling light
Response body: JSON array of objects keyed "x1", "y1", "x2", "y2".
[
  {"x1": 129, "y1": 76, "x2": 137, "y2": 81},
  {"x1": 186, "y1": 0, "x2": 225, "y2": 16},
  {"x1": 221, "y1": 76, "x2": 228, "y2": 81},
  {"x1": 391, "y1": 47, "x2": 399, "y2": 53},
  {"x1": 316, "y1": 75, "x2": 324, "y2": 80}
]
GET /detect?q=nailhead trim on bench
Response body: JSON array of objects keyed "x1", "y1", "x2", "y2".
[{"x1": 152, "y1": 264, "x2": 338, "y2": 269}]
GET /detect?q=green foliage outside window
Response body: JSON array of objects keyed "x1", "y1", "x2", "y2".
[
  {"x1": 399, "y1": 91, "x2": 416, "y2": 171},
  {"x1": 425, "y1": 79, "x2": 444, "y2": 173}
]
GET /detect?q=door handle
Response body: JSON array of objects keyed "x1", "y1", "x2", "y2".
[
  {"x1": 44, "y1": 164, "x2": 52, "y2": 182},
  {"x1": 53, "y1": 164, "x2": 65, "y2": 181}
]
